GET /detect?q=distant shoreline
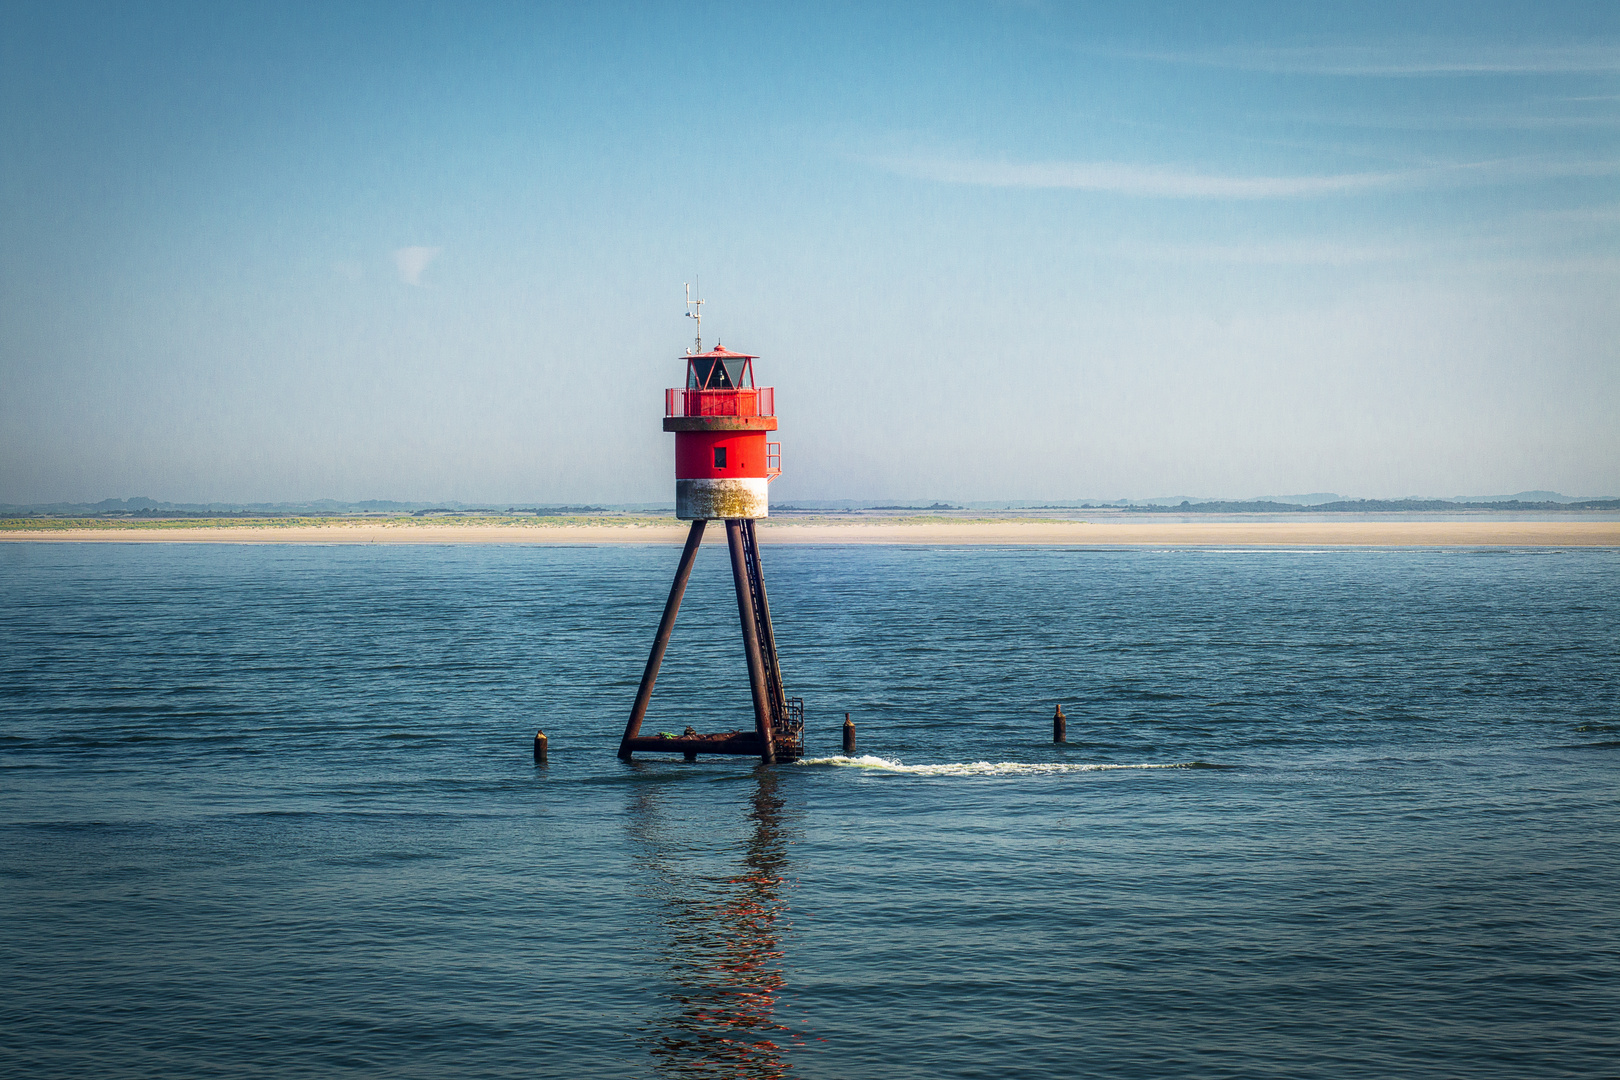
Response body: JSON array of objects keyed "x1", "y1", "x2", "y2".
[{"x1": 3, "y1": 517, "x2": 1617, "y2": 547}]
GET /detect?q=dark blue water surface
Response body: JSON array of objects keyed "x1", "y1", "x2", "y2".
[{"x1": 2, "y1": 541, "x2": 1617, "y2": 1079}]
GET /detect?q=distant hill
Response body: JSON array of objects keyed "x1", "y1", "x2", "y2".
[
  {"x1": 0, "y1": 497, "x2": 425, "y2": 518},
  {"x1": 865, "y1": 503, "x2": 963, "y2": 511},
  {"x1": 0, "y1": 498, "x2": 618, "y2": 518},
  {"x1": 1110, "y1": 498, "x2": 1620, "y2": 513},
  {"x1": 1252, "y1": 493, "x2": 1345, "y2": 506},
  {"x1": 1452, "y1": 490, "x2": 1583, "y2": 504}
]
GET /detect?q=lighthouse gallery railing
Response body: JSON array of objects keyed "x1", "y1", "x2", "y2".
[{"x1": 665, "y1": 387, "x2": 775, "y2": 419}]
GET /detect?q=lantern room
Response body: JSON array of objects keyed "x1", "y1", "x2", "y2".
[{"x1": 686, "y1": 346, "x2": 753, "y2": 391}]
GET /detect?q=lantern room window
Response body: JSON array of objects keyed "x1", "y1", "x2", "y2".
[{"x1": 685, "y1": 347, "x2": 756, "y2": 391}]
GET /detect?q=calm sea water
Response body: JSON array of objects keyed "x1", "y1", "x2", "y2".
[{"x1": 2, "y1": 541, "x2": 1617, "y2": 1079}]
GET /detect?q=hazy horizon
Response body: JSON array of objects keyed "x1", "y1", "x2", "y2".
[
  {"x1": 3, "y1": 2, "x2": 1617, "y2": 505},
  {"x1": 8, "y1": 488, "x2": 1619, "y2": 512}
]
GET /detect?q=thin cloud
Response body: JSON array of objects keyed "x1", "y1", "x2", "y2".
[
  {"x1": 1286, "y1": 112, "x2": 1620, "y2": 132},
  {"x1": 1125, "y1": 221, "x2": 1620, "y2": 269},
  {"x1": 1518, "y1": 204, "x2": 1620, "y2": 226},
  {"x1": 1123, "y1": 241, "x2": 1423, "y2": 266},
  {"x1": 883, "y1": 157, "x2": 1404, "y2": 197},
  {"x1": 393, "y1": 246, "x2": 442, "y2": 286},
  {"x1": 1102, "y1": 43, "x2": 1620, "y2": 76},
  {"x1": 1467, "y1": 254, "x2": 1620, "y2": 274},
  {"x1": 878, "y1": 154, "x2": 1620, "y2": 199}
]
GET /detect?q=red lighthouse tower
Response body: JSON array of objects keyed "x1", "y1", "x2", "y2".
[{"x1": 617, "y1": 294, "x2": 803, "y2": 764}]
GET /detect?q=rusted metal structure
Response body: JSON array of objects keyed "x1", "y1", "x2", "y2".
[{"x1": 618, "y1": 304, "x2": 802, "y2": 764}]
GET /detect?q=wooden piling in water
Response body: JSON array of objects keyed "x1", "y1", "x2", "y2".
[
  {"x1": 1053, "y1": 704, "x2": 1066, "y2": 744},
  {"x1": 842, "y1": 713, "x2": 856, "y2": 756},
  {"x1": 533, "y1": 730, "x2": 548, "y2": 765}
]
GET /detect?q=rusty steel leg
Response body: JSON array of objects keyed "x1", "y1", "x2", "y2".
[
  {"x1": 619, "y1": 519, "x2": 707, "y2": 760},
  {"x1": 726, "y1": 518, "x2": 776, "y2": 764},
  {"x1": 742, "y1": 518, "x2": 788, "y2": 723}
]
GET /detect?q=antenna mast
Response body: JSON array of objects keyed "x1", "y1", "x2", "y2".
[{"x1": 684, "y1": 281, "x2": 705, "y2": 355}]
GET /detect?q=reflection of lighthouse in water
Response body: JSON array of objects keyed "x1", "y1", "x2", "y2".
[{"x1": 629, "y1": 771, "x2": 799, "y2": 1078}]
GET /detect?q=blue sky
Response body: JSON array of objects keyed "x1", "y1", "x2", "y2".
[{"x1": 2, "y1": 1, "x2": 1616, "y2": 504}]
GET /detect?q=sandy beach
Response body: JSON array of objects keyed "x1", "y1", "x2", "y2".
[{"x1": 3, "y1": 518, "x2": 1617, "y2": 546}]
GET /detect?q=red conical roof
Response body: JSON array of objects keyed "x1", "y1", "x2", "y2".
[{"x1": 684, "y1": 343, "x2": 758, "y2": 359}]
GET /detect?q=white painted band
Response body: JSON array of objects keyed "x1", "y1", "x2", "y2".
[{"x1": 676, "y1": 478, "x2": 769, "y2": 520}]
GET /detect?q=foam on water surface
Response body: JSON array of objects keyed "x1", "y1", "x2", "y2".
[{"x1": 795, "y1": 754, "x2": 1228, "y2": 775}]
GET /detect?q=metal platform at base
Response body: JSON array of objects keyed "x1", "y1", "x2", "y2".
[
  {"x1": 617, "y1": 517, "x2": 803, "y2": 764},
  {"x1": 623, "y1": 731, "x2": 763, "y2": 756},
  {"x1": 624, "y1": 696, "x2": 804, "y2": 760}
]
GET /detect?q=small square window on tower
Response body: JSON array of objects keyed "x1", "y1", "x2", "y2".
[{"x1": 713, "y1": 446, "x2": 727, "y2": 468}]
